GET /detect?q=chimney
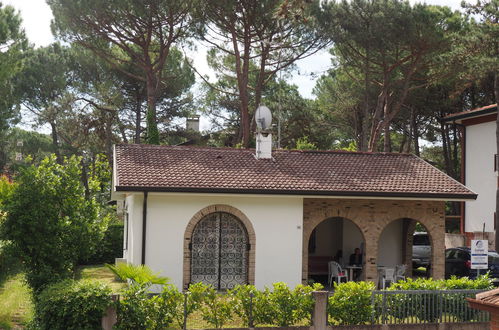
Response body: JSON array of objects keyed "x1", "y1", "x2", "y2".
[
  {"x1": 186, "y1": 116, "x2": 200, "y2": 132},
  {"x1": 256, "y1": 132, "x2": 272, "y2": 159}
]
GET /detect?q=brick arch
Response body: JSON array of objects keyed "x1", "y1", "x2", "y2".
[
  {"x1": 182, "y1": 204, "x2": 256, "y2": 289},
  {"x1": 302, "y1": 209, "x2": 369, "y2": 283},
  {"x1": 377, "y1": 217, "x2": 438, "y2": 278}
]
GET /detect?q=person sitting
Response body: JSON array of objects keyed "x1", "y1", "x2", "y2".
[
  {"x1": 349, "y1": 248, "x2": 363, "y2": 280},
  {"x1": 349, "y1": 248, "x2": 362, "y2": 265}
]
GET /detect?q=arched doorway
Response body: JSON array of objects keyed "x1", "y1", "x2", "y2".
[
  {"x1": 377, "y1": 218, "x2": 432, "y2": 280},
  {"x1": 307, "y1": 217, "x2": 365, "y2": 286},
  {"x1": 190, "y1": 212, "x2": 249, "y2": 290}
]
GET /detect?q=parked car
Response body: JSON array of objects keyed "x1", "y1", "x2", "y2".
[
  {"x1": 445, "y1": 247, "x2": 499, "y2": 279},
  {"x1": 412, "y1": 232, "x2": 431, "y2": 269}
]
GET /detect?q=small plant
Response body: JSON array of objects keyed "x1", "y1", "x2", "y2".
[
  {"x1": 199, "y1": 285, "x2": 232, "y2": 328},
  {"x1": 115, "y1": 283, "x2": 153, "y2": 329},
  {"x1": 34, "y1": 279, "x2": 112, "y2": 330},
  {"x1": 106, "y1": 263, "x2": 168, "y2": 286},
  {"x1": 228, "y1": 284, "x2": 259, "y2": 327},
  {"x1": 328, "y1": 281, "x2": 374, "y2": 325},
  {"x1": 263, "y1": 282, "x2": 323, "y2": 326}
]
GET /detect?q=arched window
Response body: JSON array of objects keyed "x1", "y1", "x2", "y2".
[{"x1": 191, "y1": 212, "x2": 249, "y2": 290}]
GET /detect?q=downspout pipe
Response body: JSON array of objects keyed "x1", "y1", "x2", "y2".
[{"x1": 141, "y1": 191, "x2": 148, "y2": 265}]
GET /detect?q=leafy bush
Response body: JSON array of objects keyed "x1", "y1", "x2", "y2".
[
  {"x1": 34, "y1": 279, "x2": 112, "y2": 330},
  {"x1": 228, "y1": 284, "x2": 262, "y2": 327},
  {"x1": 386, "y1": 276, "x2": 492, "y2": 322},
  {"x1": 115, "y1": 280, "x2": 207, "y2": 330},
  {"x1": 115, "y1": 284, "x2": 153, "y2": 329},
  {"x1": 81, "y1": 224, "x2": 124, "y2": 265},
  {"x1": 328, "y1": 281, "x2": 374, "y2": 325},
  {"x1": 1, "y1": 155, "x2": 108, "y2": 293},
  {"x1": 260, "y1": 282, "x2": 323, "y2": 326},
  {"x1": 199, "y1": 285, "x2": 232, "y2": 328}
]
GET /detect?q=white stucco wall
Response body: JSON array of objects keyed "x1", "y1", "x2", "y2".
[
  {"x1": 377, "y1": 220, "x2": 403, "y2": 267},
  {"x1": 126, "y1": 193, "x2": 303, "y2": 290},
  {"x1": 124, "y1": 194, "x2": 144, "y2": 264},
  {"x1": 466, "y1": 121, "x2": 496, "y2": 232}
]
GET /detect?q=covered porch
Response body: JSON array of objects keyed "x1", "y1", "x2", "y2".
[{"x1": 302, "y1": 198, "x2": 444, "y2": 287}]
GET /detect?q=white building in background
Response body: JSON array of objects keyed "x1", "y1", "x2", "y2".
[{"x1": 444, "y1": 104, "x2": 498, "y2": 246}]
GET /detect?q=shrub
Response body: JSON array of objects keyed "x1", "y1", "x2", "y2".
[
  {"x1": 1, "y1": 155, "x2": 108, "y2": 293},
  {"x1": 387, "y1": 276, "x2": 492, "y2": 322},
  {"x1": 115, "y1": 284, "x2": 153, "y2": 329},
  {"x1": 34, "y1": 279, "x2": 112, "y2": 330},
  {"x1": 261, "y1": 282, "x2": 323, "y2": 326},
  {"x1": 227, "y1": 284, "x2": 261, "y2": 328},
  {"x1": 81, "y1": 224, "x2": 124, "y2": 265},
  {"x1": 115, "y1": 280, "x2": 207, "y2": 330},
  {"x1": 199, "y1": 285, "x2": 232, "y2": 328},
  {"x1": 328, "y1": 281, "x2": 374, "y2": 325}
]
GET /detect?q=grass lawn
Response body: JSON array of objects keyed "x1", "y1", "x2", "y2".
[
  {"x1": 0, "y1": 264, "x2": 125, "y2": 329},
  {"x1": 0, "y1": 274, "x2": 33, "y2": 329},
  {"x1": 75, "y1": 264, "x2": 126, "y2": 293}
]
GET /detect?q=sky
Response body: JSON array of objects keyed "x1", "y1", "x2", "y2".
[{"x1": 3, "y1": 0, "x2": 465, "y2": 130}]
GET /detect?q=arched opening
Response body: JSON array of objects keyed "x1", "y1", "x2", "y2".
[
  {"x1": 377, "y1": 218, "x2": 432, "y2": 283},
  {"x1": 307, "y1": 217, "x2": 365, "y2": 287},
  {"x1": 190, "y1": 212, "x2": 249, "y2": 290}
]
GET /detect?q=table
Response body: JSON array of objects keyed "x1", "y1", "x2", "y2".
[{"x1": 344, "y1": 265, "x2": 363, "y2": 281}]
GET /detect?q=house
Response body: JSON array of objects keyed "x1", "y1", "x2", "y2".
[
  {"x1": 443, "y1": 104, "x2": 498, "y2": 248},
  {"x1": 111, "y1": 143, "x2": 476, "y2": 290}
]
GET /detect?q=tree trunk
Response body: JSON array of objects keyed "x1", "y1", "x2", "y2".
[
  {"x1": 360, "y1": 46, "x2": 371, "y2": 151},
  {"x1": 145, "y1": 72, "x2": 159, "y2": 145},
  {"x1": 135, "y1": 88, "x2": 142, "y2": 144},
  {"x1": 383, "y1": 120, "x2": 391, "y2": 152},
  {"x1": 104, "y1": 112, "x2": 113, "y2": 166},
  {"x1": 50, "y1": 121, "x2": 61, "y2": 164},
  {"x1": 411, "y1": 107, "x2": 420, "y2": 156}
]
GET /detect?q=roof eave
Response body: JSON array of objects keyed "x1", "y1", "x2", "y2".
[
  {"x1": 443, "y1": 106, "x2": 497, "y2": 124},
  {"x1": 114, "y1": 185, "x2": 477, "y2": 201}
]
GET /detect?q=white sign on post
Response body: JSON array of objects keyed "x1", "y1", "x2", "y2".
[{"x1": 471, "y1": 240, "x2": 488, "y2": 270}]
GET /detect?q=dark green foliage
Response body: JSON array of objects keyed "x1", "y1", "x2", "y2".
[
  {"x1": 386, "y1": 276, "x2": 493, "y2": 322},
  {"x1": 260, "y1": 282, "x2": 323, "y2": 326},
  {"x1": 81, "y1": 224, "x2": 124, "y2": 265},
  {"x1": 115, "y1": 284, "x2": 154, "y2": 329},
  {"x1": 0, "y1": 3, "x2": 27, "y2": 137},
  {"x1": 1, "y1": 155, "x2": 107, "y2": 293},
  {"x1": 328, "y1": 281, "x2": 375, "y2": 325},
  {"x1": 33, "y1": 279, "x2": 112, "y2": 330},
  {"x1": 115, "y1": 282, "x2": 206, "y2": 329}
]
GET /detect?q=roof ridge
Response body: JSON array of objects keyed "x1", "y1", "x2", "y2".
[{"x1": 115, "y1": 143, "x2": 413, "y2": 157}]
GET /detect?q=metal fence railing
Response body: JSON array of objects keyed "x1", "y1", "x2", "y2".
[{"x1": 371, "y1": 289, "x2": 489, "y2": 325}]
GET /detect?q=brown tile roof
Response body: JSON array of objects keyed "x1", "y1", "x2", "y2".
[
  {"x1": 443, "y1": 104, "x2": 497, "y2": 123},
  {"x1": 114, "y1": 144, "x2": 476, "y2": 200}
]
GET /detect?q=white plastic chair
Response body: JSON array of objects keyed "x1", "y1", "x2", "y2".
[
  {"x1": 328, "y1": 261, "x2": 347, "y2": 286},
  {"x1": 395, "y1": 264, "x2": 406, "y2": 282},
  {"x1": 381, "y1": 267, "x2": 396, "y2": 289}
]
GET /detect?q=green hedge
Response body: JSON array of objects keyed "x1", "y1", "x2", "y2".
[
  {"x1": 81, "y1": 224, "x2": 123, "y2": 265},
  {"x1": 33, "y1": 279, "x2": 112, "y2": 330},
  {"x1": 384, "y1": 276, "x2": 492, "y2": 322},
  {"x1": 116, "y1": 282, "x2": 323, "y2": 329},
  {"x1": 328, "y1": 281, "x2": 375, "y2": 325}
]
